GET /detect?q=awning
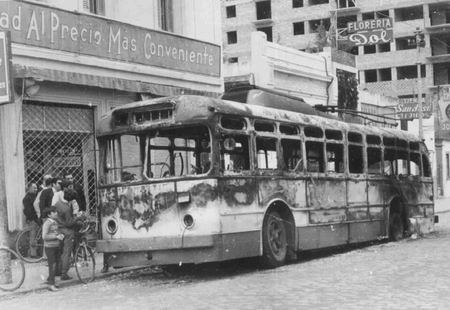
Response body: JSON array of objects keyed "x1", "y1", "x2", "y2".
[{"x1": 13, "y1": 64, "x2": 221, "y2": 98}]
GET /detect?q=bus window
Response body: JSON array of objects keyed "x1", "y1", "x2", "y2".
[
  {"x1": 279, "y1": 124, "x2": 299, "y2": 135},
  {"x1": 255, "y1": 121, "x2": 275, "y2": 132},
  {"x1": 221, "y1": 116, "x2": 246, "y2": 130},
  {"x1": 349, "y1": 145, "x2": 363, "y2": 174},
  {"x1": 367, "y1": 135, "x2": 381, "y2": 145},
  {"x1": 281, "y1": 139, "x2": 302, "y2": 171},
  {"x1": 104, "y1": 134, "x2": 144, "y2": 183},
  {"x1": 326, "y1": 143, "x2": 344, "y2": 173},
  {"x1": 385, "y1": 149, "x2": 408, "y2": 176},
  {"x1": 367, "y1": 147, "x2": 382, "y2": 174},
  {"x1": 325, "y1": 130, "x2": 342, "y2": 140},
  {"x1": 305, "y1": 126, "x2": 323, "y2": 138},
  {"x1": 410, "y1": 152, "x2": 421, "y2": 176},
  {"x1": 221, "y1": 135, "x2": 250, "y2": 173},
  {"x1": 256, "y1": 137, "x2": 277, "y2": 169},
  {"x1": 306, "y1": 141, "x2": 324, "y2": 172}
]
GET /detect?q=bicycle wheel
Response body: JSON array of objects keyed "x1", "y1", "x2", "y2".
[
  {"x1": 74, "y1": 244, "x2": 95, "y2": 284},
  {"x1": 0, "y1": 247, "x2": 25, "y2": 292},
  {"x1": 15, "y1": 228, "x2": 45, "y2": 263}
]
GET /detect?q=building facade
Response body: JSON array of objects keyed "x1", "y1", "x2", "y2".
[
  {"x1": 221, "y1": 0, "x2": 450, "y2": 197},
  {"x1": 1, "y1": 0, "x2": 222, "y2": 231}
]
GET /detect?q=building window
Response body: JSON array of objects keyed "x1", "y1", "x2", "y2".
[
  {"x1": 309, "y1": 19, "x2": 330, "y2": 32},
  {"x1": 395, "y1": 6, "x2": 423, "y2": 21},
  {"x1": 293, "y1": 0, "x2": 303, "y2": 8},
  {"x1": 447, "y1": 153, "x2": 450, "y2": 179},
  {"x1": 256, "y1": 1, "x2": 271, "y2": 20},
  {"x1": 227, "y1": 31, "x2": 237, "y2": 44},
  {"x1": 364, "y1": 45, "x2": 376, "y2": 54},
  {"x1": 293, "y1": 22, "x2": 305, "y2": 35},
  {"x1": 310, "y1": 0, "x2": 328, "y2": 5},
  {"x1": 378, "y1": 42, "x2": 391, "y2": 52},
  {"x1": 226, "y1": 5, "x2": 236, "y2": 18},
  {"x1": 365, "y1": 70, "x2": 377, "y2": 83},
  {"x1": 338, "y1": 0, "x2": 356, "y2": 9},
  {"x1": 228, "y1": 57, "x2": 238, "y2": 63},
  {"x1": 397, "y1": 65, "x2": 425, "y2": 79},
  {"x1": 396, "y1": 36, "x2": 417, "y2": 50},
  {"x1": 160, "y1": 0, "x2": 173, "y2": 31},
  {"x1": 83, "y1": 0, "x2": 105, "y2": 15},
  {"x1": 257, "y1": 27, "x2": 273, "y2": 42},
  {"x1": 379, "y1": 68, "x2": 392, "y2": 81}
]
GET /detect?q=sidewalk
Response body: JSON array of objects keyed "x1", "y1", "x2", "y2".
[{"x1": 0, "y1": 252, "x2": 144, "y2": 298}]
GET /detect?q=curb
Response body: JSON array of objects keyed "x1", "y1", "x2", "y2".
[{"x1": 0, "y1": 265, "x2": 148, "y2": 299}]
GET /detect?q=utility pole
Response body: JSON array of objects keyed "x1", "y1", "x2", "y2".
[{"x1": 415, "y1": 27, "x2": 424, "y2": 140}]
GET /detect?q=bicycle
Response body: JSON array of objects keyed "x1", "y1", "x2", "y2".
[
  {"x1": 73, "y1": 216, "x2": 97, "y2": 284},
  {"x1": 0, "y1": 245, "x2": 25, "y2": 292},
  {"x1": 15, "y1": 224, "x2": 46, "y2": 263}
]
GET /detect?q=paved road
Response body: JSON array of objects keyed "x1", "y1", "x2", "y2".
[{"x1": 2, "y1": 214, "x2": 450, "y2": 310}]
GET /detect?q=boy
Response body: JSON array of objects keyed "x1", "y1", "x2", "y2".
[{"x1": 42, "y1": 206, "x2": 64, "y2": 291}]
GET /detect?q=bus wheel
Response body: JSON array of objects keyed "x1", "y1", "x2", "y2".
[
  {"x1": 261, "y1": 211, "x2": 287, "y2": 268},
  {"x1": 389, "y1": 212, "x2": 404, "y2": 241}
]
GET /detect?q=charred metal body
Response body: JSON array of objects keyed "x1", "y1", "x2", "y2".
[{"x1": 96, "y1": 93, "x2": 435, "y2": 268}]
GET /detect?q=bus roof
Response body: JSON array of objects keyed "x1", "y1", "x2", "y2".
[{"x1": 97, "y1": 95, "x2": 422, "y2": 144}]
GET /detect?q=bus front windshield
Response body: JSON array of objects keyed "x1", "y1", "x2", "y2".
[{"x1": 101, "y1": 125, "x2": 211, "y2": 184}]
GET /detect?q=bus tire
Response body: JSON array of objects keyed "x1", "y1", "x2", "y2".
[
  {"x1": 389, "y1": 212, "x2": 404, "y2": 241},
  {"x1": 261, "y1": 211, "x2": 287, "y2": 268}
]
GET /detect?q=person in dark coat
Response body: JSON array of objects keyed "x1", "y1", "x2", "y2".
[
  {"x1": 23, "y1": 183, "x2": 39, "y2": 257},
  {"x1": 65, "y1": 174, "x2": 86, "y2": 212},
  {"x1": 39, "y1": 177, "x2": 62, "y2": 219}
]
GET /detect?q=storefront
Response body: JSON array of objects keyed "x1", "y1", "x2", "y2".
[{"x1": 0, "y1": 1, "x2": 222, "y2": 231}]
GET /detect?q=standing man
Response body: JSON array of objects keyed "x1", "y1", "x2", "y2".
[
  {"x1": 39, "y1": 178, "x2": 62, "y2": 219},
  {"x1": 23, "y1": 183, "x2": 39, "y2": 257},
  {"x1": 55, "y1": 183, "x2": 78, "y2": 280},
  {"x1": 65, "y1": 174, "x2": 86, "y2": 212}
]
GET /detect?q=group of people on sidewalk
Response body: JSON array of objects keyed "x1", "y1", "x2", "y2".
[{"x1": 22, "y1": 173, "x2": 87, "y2": 292}]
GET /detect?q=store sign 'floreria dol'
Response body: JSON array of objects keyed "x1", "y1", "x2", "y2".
[{"x1": 0, "y1": 1, "x2": 221, "y2": 77}]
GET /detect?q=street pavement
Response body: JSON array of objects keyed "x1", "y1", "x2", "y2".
[{"x1": 1, "y1": 197, "x2": 450, "y2": 309}]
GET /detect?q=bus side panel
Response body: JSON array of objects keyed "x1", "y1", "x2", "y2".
[
  {"x1": 258, "y1": 178, "x2": 307, "y2": 208},
  {"x1": 307, "y1": 177, "x2": 346, "y2": 211},
  {"x1": 297, "y1": 224, "x2": 348, "y2": 250}
]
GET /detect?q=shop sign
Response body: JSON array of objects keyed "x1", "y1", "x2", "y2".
[
  {"x1": 0, "y1": 30, "x2": 12, "y2": 105},
  {"x1": 0, "y1": 2, "x2": 221, "y2": 77},
  {"x1": 396, "y1": 97, "x2": 432, "y2": 120},
  {"x1": 436, "y1": 86, "x2": 450, "y2": 137},
  {"x1": 346, "y1": 18, "x2": 393, "y2": 46}
]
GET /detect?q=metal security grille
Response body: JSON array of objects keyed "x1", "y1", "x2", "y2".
[{"x1": 22, "y1": 102, "x2": 98, "y2": 216}]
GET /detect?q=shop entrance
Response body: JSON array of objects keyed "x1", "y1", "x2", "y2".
[{"x1": 22, "y1": 102, "x2": 97, "y2": 216}]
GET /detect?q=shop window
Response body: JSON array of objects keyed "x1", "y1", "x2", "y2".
[
  {"x1": 379, "y1": 68, "x2": 392, "y2": 81},
  {"x1": 282, "y1": 139, "x2": 302, "y2": 171},
  {"x1": 256, "y1": 1, "x2": 271, "y2": 20},
  {"x1": 306, "y1": 141, "x2": 324, "y2": 172},
  {"x1": 395, "y1": 6, "x2": 423, "y2": 22},
  {"x1": 293, "y1": 22, "x2": 305, "y2": 35},
  {"x1": 226, "y1": 5, "x2": 236, "y2": 18},
  {"x1": 227, "y1": 31, "x2": 238, "y2": 44},
  {"x1": 228, "y1": 57, "x2": 238, "y2": 64},
  {"x1": 221, "y1": 135, "x2": 250, "y2": 172},
  {"x1": 293, "y1": 0, "x2": 303, "y2": 8},
  {"x1": 257, "y1": 27, "x2": 273, "y2": 42},
  {"x1": 349, "y1": 145, "x2": 363, "y2": 174},
  {"x1": 256, "y1": 137, "x2": 277, "y2": 169},
  {"x1": 326, "y1": 143, "x2": 344, "y2": 173},
  {"x1": 365, "y1": 70, "x2": 377, "y2": 83},
  {"x1": 367, "y1": 147, "x2": 382, "y2": 175}
]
